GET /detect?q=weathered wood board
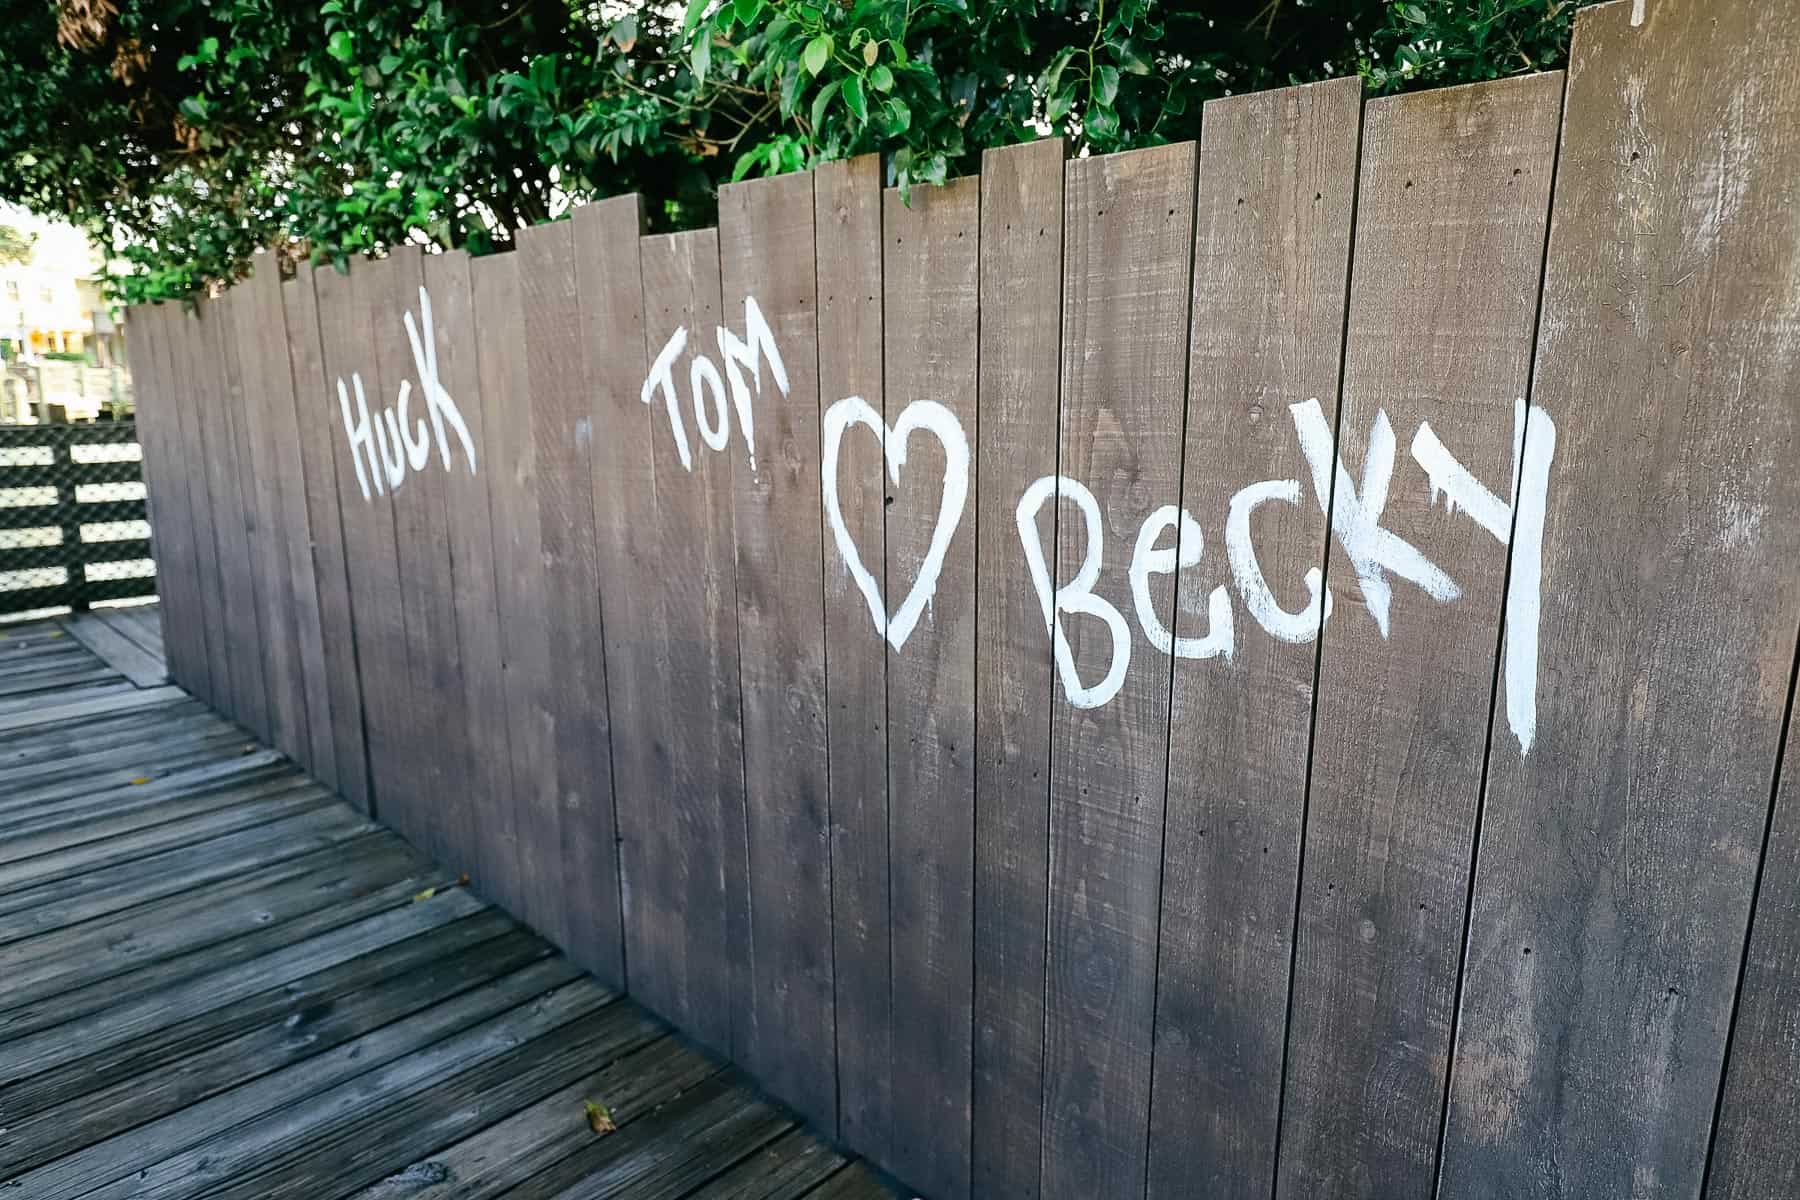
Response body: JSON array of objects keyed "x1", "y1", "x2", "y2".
[
  {"x1": 1440, "y1": 2, "x2": 1800, "y2": 1196},
  {"x1": 1041, "y1": 143, "x2": 1195, "y2": 1200},
  {"x1": 970, "y1": 134, "x2": 1064, "y2": 1200},
  {"x1": 1148, "y1": 76, "x2": 1360, "y2": 1200},
  {"x1": 814, "y1": 153, "x2": 894, "y2": 1164},
  {"x1": 718, "y1": 170, "x2": 837, "y2": 1133},
  {"x1": 1274, "y1": 71, "x2": 1563, "y2": 1200},
  {"x1": 879, "y1": 173, "x2": 981, "y2": 1200}
]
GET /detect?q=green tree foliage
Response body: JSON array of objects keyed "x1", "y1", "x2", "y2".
[
  {"x1": 0, "y1": 0, "x2": 1580, "y2": 304},
  {"x1": 0, "y1": 224, "x2": 35, "y2": 266}
]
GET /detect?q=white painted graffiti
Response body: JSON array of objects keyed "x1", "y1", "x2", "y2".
[
  {"x1": 802, "y1": 387, "x2": 1555, "y2": 753},
  {"x1": 821, "y1": 396, "x2": 972, "y2": 652},
  {"x1": 1004, "y1": 398, "x2": 1555, "y2": 753},
  {"x1": 640, "y1": 297, "x2": 790, "y2": 473},
  {"x1": 336, "y1": 286, "x2": 478, "y2": 501},
  {"x1": 623, "y1": 317, "x2": 1557, "y2": 754}
]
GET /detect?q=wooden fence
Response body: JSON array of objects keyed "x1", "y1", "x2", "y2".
[{"x1": 126, "y1": 2, "x2": 1800, "y2": 1196}]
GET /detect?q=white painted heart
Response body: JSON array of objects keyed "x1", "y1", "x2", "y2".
[{"x1": 820, "y1": 396, "x2": 970, "y2": 651}]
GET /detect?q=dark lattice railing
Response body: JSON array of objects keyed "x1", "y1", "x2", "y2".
[{"x1": 0, "y1": 421, "x2": 156, "y2": 615}]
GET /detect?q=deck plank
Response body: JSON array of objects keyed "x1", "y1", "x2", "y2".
[
  {"x1": 58, "y1": 610, "x2": 170, "y2": 686},
  {"x1": 0, "y1": 617, "x2": 902, "y2": 1199}
]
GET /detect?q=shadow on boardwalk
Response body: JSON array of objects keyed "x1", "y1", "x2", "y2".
[{"x1": 0, "y1": 606, "x2": 906, "y2": 1200}]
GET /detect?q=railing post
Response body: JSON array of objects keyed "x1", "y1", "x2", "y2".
[{"x1": 52, "y1": 434, "x2": 87, "y2": 612}]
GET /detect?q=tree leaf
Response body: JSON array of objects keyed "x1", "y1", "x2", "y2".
[
  {"x1": 842, "y1": 74, "x2": 867, "y2": 121},
  {"x1": 683, "y1": 0, "x2": 710, "y2": 33},
  {"x1": 869, "y1": 64, "x2": 894, "y2": 92},
  {"x1": 691, "y1": 34, "x2": 711, "y2": 83},
  {"x1": 810, "y1": 77, "x2": 842, "y2": 130},
  {"x1": 863, "y1": 39, "x2": 880, "y2": 66},
  {"x1": 1095, "y1": 64, "x2": 1120, "y2": 105},
  {"x1": 327, "y1": 31, "x2": 354, "y2": 63},
  {"x1": 803, "y1": 35, "x2": 832, "y2": 76}
]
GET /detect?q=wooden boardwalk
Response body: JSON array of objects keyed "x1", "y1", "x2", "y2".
[{"x1": 0, "y1": 608, "x2": 905, "y2": 1200}]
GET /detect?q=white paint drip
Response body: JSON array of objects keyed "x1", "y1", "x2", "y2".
[
  {"x1": 1407, "y1": 397, "x2": 1556, "y2": 754},
  {"x1": 401, "y1": 288, "x2": 476, "y2": 474},
  {"x1": 1631, "y1": 0, "x2": 1645, "y2": 28},
  {"x1": 1290, "y1": 397, "x2": 1460, "y2": 636},
  {"x1": 821, "y1": 396, "x2": 971, "y2": 651},
  {"x1": 715, "y1": 296, "x2": 789, "y2": 473}
]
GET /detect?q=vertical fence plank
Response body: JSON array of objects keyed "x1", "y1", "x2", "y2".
[
  {"x1": 508, "y1": 218, "x2": 578, "y2": 941},
  {"x1": 196, "y1": 293, "x2": 271, "y2": 738},
  {"x1": 629, "y1": 226, "x2": 749, "y2": 1055},
  {"x1": 1148, "y1": 77, "x2": 1361, "y2": 1200},
  {"x1": 313, "y1": 259, "x2": 410, "y2": 825},
  {"x1": 229, "y1": 266, "x2": 312, "y2": 768},
  {"x1": 718, "y1": 171, "x2": 837, "y2": 1130},
  {"x1": 570, "y1": 194, "x2": 651, "y2": 992},
  {"x1": 244, "y1": 265, "x2": 335, "y2": 786},
  {"x1": 218, "y1": 289, "x2": 277, "y2": 740},
  {"x1": 879, "y1": 173, "x2": 981, "y2": 1200},
  {"x1": 164, "y1": 305, "x2": 229, "y2": 712},
  {"x1": 132, "y1": 305, "x2": 207, "y2": 696},
  {"x1": 466, "y1": 250, "x2": 535, "y2": 933},
  {"x1": 1273, "y1": 72, "x2": 1562, "y2": 1200},
  {"x1": 369, "y1": 247, "x2": 471, "y2": 866},
  {"x1": 971, "y1": 135, "x2": 1065, "y2": 1200},
  {"x1": 1710, "y1": 696, "x2": 1800, "y2": 1198},
  {"x1": 282, "y1": 269, "x2": 371, "y2": 811},
  {"x1": 514, "y1": 217, "x2": 625, "y2": 981},
  {"x1": 815, "y1": 154, "x2": 893, "y2": 1162},
  {"x1": 1440, "y1": 1, "x2": 1800, "y2": 1195},
  {"x1": 1041, "y1": 142, "x2": 1196, "y2": 1200},
  {"x1": 422, "y1": 249, "x2": 521, "y2": 921}
]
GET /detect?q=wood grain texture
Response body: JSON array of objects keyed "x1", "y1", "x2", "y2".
[
  {"x1": 570, "y1": 194, "x2": 653, "y2": 997},
  {"x1": 312, "y1": 259, "x2": 410, "y2": 827},
  {"x1": 879, "y1": 173, "x2": 980, "y2": 1200},
  {"x1": 971, "y1": 135, "x2": 1064, "y2": 1200},
  {"x1": 0, "y1": 637, "x2": 889, "y2": 1200},
  {"x1": 468, "y1": 251, "x2": 537, "y2": 933},
  {"x1": 127, "y1": 307, "x2": 207, "y2": 695},
  {"x1": 1274, "y1": 72, "x2": 1563, "y2": 1200},
  {"x1": 1709, "y1": 692, "x2": 1800, "y2": 1199},
  {"x1": 514, "y1": 218, "x2": 624, "y2": 979},
  {"x1": 228, "y1": 265, "x2": 312, "y2": 767},
  {"x1": 813, "y1": 154, "x2": 892, "y2": 1161},
  {"x1": 210, "y1": 289, "x2": 275, "y2": 741},
  {"x1": 1441, "y1": 2, "x2": 1800, "y2": 1195},
  {"x1": 189, "y1": 298, "x2": 262, "y2": 728},
  {"x1": 1146, "y1": 79, "x2": 1360, "y2": 1200},
  {"x1": 370, "y1": 247, "x2": 471, "y2": 868},
  {"x1": 421, "y1": 250, "x2": 522, "y2": 928},
  {"x1": 718, "y1": 170, "x2": 837, "y2": 1131},
  {"x1": 244, "y1": 264, "x2": 336, "y2": 784},
  {"x1": 1041, "y1": 142, "x2": 1195, "y2": 1200},
  {"x1": 282, "y1": 268, "x2": 372, "y2": 810},
  {"x1": 163, "y1": 307, "x2": 229, "y2": 711},
  {"x1": 633, "y1": 225, "x2": 749, "y2": 1057}
]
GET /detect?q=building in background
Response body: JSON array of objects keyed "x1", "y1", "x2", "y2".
[{"x1": 1, "y1": 205, "x2": 130, "y2": 423}]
